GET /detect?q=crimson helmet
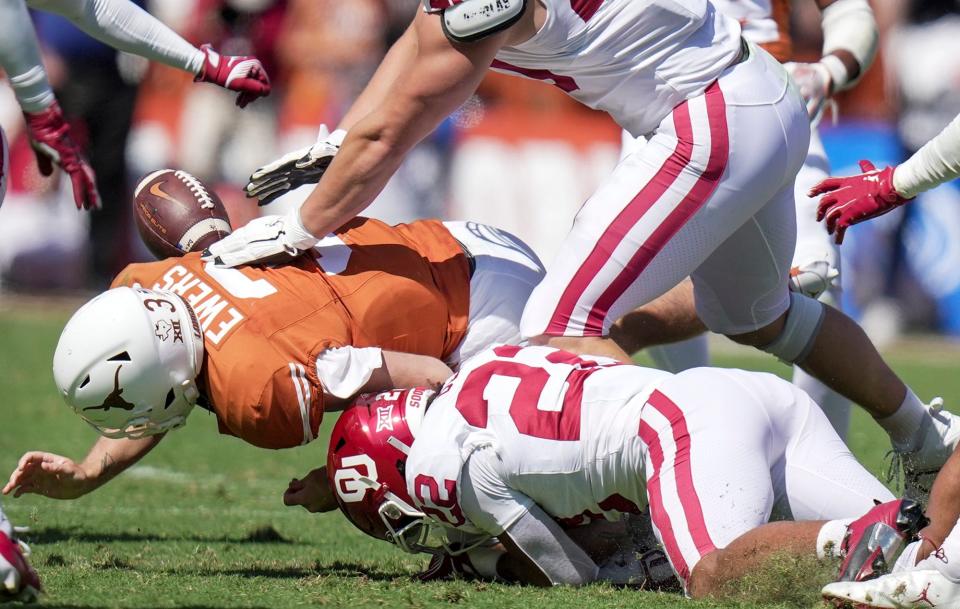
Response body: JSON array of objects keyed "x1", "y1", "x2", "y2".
[{"x1": 327, "y1": 387, "x2": 436, "y2": 553}]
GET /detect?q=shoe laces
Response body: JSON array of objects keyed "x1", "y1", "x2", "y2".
[{"x1": 884, "y1": 449, "x2": 903, "y2": 491}]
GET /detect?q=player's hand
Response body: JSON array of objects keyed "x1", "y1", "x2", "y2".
[
  {"x1": 202, "y1": 207, "x2": 318, "y2": 267},
  {"x1": 416, "y1": 550, "x2": 482, "y2": 582},
  {"x1": 195, "y1": 44, "x2": 271, "y2": 108},
  {"x1": 245, "y1": 125, "x2": 345, "y2": 206},
  {"x1": 3, "y1": 452, "x2": 92, "y2": 500},
  {"x1": 283, "y1": 467, "x2": 338, "y2": 513},
  {"x1": 810, "y1": 160, "x2": 911, "y2": 244},
  {"x1": 784, "y1": 61, "x2": 832, "y2": 121},
  {"x1": 23, "y1": 102, "x2": 101, "y2": 210}
]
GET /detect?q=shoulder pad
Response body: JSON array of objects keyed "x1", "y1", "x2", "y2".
[{"x1": 440, "y1": 0, "x2": 527, "y2": 43}]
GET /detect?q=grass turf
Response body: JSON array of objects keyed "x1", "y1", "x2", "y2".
[{"x1": 1, "y1": 307, "x2": 958, "y2": 609}]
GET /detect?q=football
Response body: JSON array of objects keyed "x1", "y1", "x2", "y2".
[{"x1": 133, "y1": 169, "x2": 232, "y2": 259}]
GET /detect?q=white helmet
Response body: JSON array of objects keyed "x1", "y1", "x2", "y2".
[{"x1": 53, "y1": 287, "x2": 205, "y2": 438}]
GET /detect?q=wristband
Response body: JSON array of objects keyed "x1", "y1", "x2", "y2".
[{"x1": 819, "y1": 55, "x2": 849, "y2": 92}]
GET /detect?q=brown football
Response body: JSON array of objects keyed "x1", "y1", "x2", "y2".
[{"x1": 133, "y1": 169, "x2": 232, "y2": 260}]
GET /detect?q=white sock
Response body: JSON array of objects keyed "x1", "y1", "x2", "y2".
[
  {"x1": 876, "y1": 388, "x2": 927, "y2": 451},
  {"x1": 817, "y1": 518, "x2": 854, "y2": 559}
]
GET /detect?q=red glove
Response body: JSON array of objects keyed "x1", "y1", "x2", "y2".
[
  {"x1": 195, "y1": 44, "x2": 271, "y2": 108},
  {"x1": 23, "y1": 102, "x2": 100, "y2": 210},
  {"x1": 809, "y1": 160, "x2": 911, "y2": 244}
]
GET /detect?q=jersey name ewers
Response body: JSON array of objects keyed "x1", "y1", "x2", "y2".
[
  {"x1": 112, "y1": 217, "x2": 471, "y2": 449},
  {"x1": 404, "y1": 345, "x2": 670, "y2": 534}
]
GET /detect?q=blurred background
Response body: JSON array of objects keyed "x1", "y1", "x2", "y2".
[{"x1": 0, "y1": 0, "x2": 957, "y2": 347}]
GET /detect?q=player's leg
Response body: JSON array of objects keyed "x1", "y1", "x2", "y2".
[
  {"x1": 612, "y1": 131, "x2": 711, "y2": 371},
  {"x1": 521, "y1": 58, "x2": 804, "y2": 360},
  {"x1": 789, "y1": 127, "x2": 851, "y2": 438},
  {"x1": 442, "y1": 221, "x2": 546, "y2": 366},
  {"x1": 637, "y1": 368, "x2": 848, "y2": 597},
  {"x1": 692, "y1": 164, "x2": 955, "y2": 491},
  {"x1": 0, "y1": 127, "x2": 8, "y2": 209},
  {"x1": 610, "y1": 279, "x2": 702, "y2": 354},
  {"x1": 760, "y1": 371, "x2": 894, "y2": 518}
]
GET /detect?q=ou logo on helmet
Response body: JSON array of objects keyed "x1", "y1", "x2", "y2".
[{"x1": 334, "y1": 454, "x2": 379, "y2": 503}]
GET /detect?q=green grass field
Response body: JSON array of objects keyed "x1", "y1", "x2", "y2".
[{"x1": 2, "y1": 303, "x2": 959, "y2": 609}]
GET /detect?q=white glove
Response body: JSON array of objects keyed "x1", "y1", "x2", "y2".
[
  {"x1": 244, "y1": 124, "x2": 346, "y2": 205},
  {"x1": 202, "y1": 207, "x2": 319, "y2": 267},
  {"x1": 784, "y1": 61, "x2": 833, "y2": 123}
]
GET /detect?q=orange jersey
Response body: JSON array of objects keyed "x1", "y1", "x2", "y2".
[
  {"x1": 112, "y1": 217, "x2": 471, "y2": 449},
  {"x1": 711, "y1": 0, "x2": 792, "y2": 62}
]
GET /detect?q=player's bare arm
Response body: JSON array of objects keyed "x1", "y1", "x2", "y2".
[
  {"x1": 364, "y1": 351, "x2": 452, "y2": 396},
  {"x1": 3, "y1": 434, "x2": 163, "y2": 500},
  {"x1": 910, "y1": 446, "x2": 960, "y2": 562},
  {"x1": 785, "y1": 0, "x2": 877, "y2": 119},
  {"x1": 814, "y1": 0, "x2": 874, "y2": 84},
  {"x1": 208, "y1": 7, "x2": 513, "y2": 266}
]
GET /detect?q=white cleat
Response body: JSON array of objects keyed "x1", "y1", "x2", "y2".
[
  {"x1": 892, "y1": 399, "x2": 960, "y2": 501},
  {"x1": 822, "y1": 570, "x2": 960, "y2": 608}
]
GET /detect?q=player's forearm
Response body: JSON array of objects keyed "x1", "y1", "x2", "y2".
[
  {"x1": 0, "y1": 1, "x2": 55, "y2": 111},
  {"x1": 894, "y1": 114, "x2": 960, "y2": 199},
  {"x1": 337, "y1": 22, "x2": 418, "y2": 133},
  {"x1": 27, "y1": 0, "x2": 203, "y2": 74},
  {"x1": 299, "y1": 104, "x2": 431, "y2": 236},
  {"x1": 818, "y1": 0, "x2": 878, "y2": 90},
  {"x1": 920, "y1": 446, "x2": 960, "y2": 549},
  {"x1": 370, "y1": 351, "x2": 453, "y2": 392},
  {"x1": 77, "y1": 434, "x2": 164, "y2": 492}
]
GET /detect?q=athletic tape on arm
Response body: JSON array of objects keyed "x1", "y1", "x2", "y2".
[
  {"x1": 0, "y1": 1, "x2": 54, "y2": 111},
  {"x1": 820, "y1": 0, "x2": 878, "y2": 90},
  {"x1": 459, "y1": 449, "x2": 597, "y2": 585},
  {"x1": 27, "y1": 0, "x2": 204, "y2": 73}
]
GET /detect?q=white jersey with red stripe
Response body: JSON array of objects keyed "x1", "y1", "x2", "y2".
[
  {"x1": 403, "y1": 345, "x2": 669, "y2": 534},
  {"x1": 491, "y1": 0, "x2": 742, "y2": 137},
  {"x1": 405, "y1": 345, "x2": 892, "y2": 590}
]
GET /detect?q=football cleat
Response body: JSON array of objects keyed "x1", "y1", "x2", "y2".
[
  {"x1": 823, "y1": 569, "x2": 960, "y2": 608},
  {"x1": 0, "y1": 531, "x2": 40, "y2": 602},
  {"x1": 838, "y1": 499, "x2": 928, "y2": 583},
  {"x1": 890, "y1": 398, "x2": 960, "y2": 501}
]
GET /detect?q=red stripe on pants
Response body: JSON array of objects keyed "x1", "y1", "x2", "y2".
[
  {"x1": 545, "y1": 81, "x2": 729, "y2": 336},
  {"x1": 638, "y1": 419, "x2": 691, "y2": 582},
  {"x1": 569, "y1": 0, "x2": 603, "y2": 21},
  {"x1": 647, "y1": 389, "x2": 718, "y2": 559},
  {"x1": 581, "y1": 84, "x2": 729, "y2": 333}
]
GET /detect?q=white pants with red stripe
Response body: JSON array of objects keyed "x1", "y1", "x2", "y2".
[
  {"x1": 637, "y1": 368, "x2": 892, "y2": 588},
  {"x1": 520, "y1": 45, "x2": 810, "y2": 338},
  {"x1": 0, "y1": 127, "x2": 8, "y2": 208}
]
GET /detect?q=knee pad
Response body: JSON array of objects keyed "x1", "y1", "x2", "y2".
[{"x1": 760, "y1": 292, "x2": 825, "y2": 364}]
